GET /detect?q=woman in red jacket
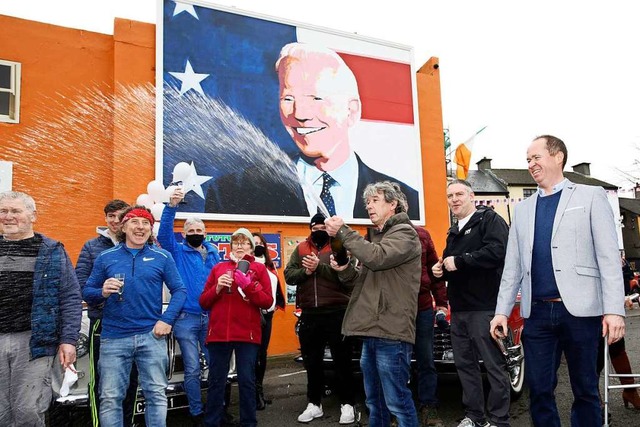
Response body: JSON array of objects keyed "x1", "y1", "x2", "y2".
[{"x1": 199, "y1": 228, "x2": 273, "y2": 427}]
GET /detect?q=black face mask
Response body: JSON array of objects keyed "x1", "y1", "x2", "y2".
[
  {"x1": 254, "y1": 245, "x2": 266, "y2": 257},
  {"x1": 185, "y1": 234, "x2": 205, "y2": 248},
  {"x1": 311, "y1": 230, "x2": 329, "y2": 248}
]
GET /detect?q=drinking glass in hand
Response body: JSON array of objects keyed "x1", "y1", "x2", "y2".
[{"x1": 114, "y1": 273, "x2": 125, "y2": 302}]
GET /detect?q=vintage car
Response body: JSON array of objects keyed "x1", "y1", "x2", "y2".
[{"x1": 294, "y1": 297, "x2": 525, "y2": 399}]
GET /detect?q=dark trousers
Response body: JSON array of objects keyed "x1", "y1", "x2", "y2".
[
  {"x1": 298, "y1": 309, "x2": 355, "y2": 405},
  {"x1": 522, "y1": 301, "x2": 601, "y2": 427},
  {"x1": 205, "y1": 342, "x2": 259, "y2": 427},
  {"x1": 89, "y1": 318, "x2": 139, "y2": 427},
  {"x1": 450, "y1": 310, "x2": 510, "y2": 427},
  {"x1": 255, "y1": 311, "x2": 274, "y2": 390}
]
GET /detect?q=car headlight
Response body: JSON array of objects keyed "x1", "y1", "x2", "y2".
[{"x1": 76, "y1": 333, "x2": 89, "y2": 358}]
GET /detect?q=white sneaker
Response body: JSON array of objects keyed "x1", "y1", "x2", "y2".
[
  {"x1": 457, "y1": 417, "x2": 489, "y2": 427},
  {"x1": 339, "y1": 404, "x2": 355, "y2": 424},
  {"x1": 298, "y1": 403, "x2": 323, "y2": 423}
]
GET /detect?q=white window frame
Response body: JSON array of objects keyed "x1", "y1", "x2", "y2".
[{"x1": 0, "y1": 59, "x2": 21, "y2": 124}]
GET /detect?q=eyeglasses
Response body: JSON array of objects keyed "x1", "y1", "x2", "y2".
[{"x1": 231, "y1": 241, "x2": 252, "y2": 247}]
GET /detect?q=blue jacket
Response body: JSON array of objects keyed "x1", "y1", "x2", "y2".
[
  {"x1": 82, "y1": 243, "x2": 187, "y2": 339},
  {"x1": 31, "y1": 234, "x2": 82, "y2": 360},
  {"x1": 157, "y1": 205, "x2": 220, "y2": 314},
  {"x1": 76, "y1": 231, "x2": 115, "y2": 319}
]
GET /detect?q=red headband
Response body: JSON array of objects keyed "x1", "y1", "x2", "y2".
[{"x1": 121, "y1": 208, "x2": 155, "y2": 227}]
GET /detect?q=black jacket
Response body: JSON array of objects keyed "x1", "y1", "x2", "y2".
[
  {"x1": 204, "y1": 153, "x2": 420, "y2": 220},
  {"x1": 442, "y1": 206, "x2": 509, "y2": 312}
]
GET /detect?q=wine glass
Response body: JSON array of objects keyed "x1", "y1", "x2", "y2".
[{"x1": 114, "y1": 273, "x2": 125, "y2": 302}]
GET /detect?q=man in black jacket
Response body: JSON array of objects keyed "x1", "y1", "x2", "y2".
[{"x1": 432, "y1": 180, "x2": 510, "y2": 427}]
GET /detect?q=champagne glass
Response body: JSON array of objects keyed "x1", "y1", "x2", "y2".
[{"x1": 114, "y1": 273, "x2": 125, "y2": 302}]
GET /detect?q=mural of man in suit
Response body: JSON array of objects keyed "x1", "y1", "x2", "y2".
[
  {"x1": 490, "y1": 135, "x2": 626, "y2": 426},
  {"x1": 205, "y1": 42, "x2": 419, "y2": 220}
]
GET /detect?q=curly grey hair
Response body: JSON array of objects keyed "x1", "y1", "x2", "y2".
[{"x1": 362, "y1": 181, "x2": 408, "y2": 214}]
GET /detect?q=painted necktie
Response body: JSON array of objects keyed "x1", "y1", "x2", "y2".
[{"x1": 319, "y1": 172, "x2": 337, "y2": 216}]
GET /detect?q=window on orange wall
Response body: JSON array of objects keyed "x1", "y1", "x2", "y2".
[{"x1": 0, "y1": 59, "x2": 21, "y2": 124}]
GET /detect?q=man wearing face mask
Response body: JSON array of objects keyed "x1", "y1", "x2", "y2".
[
  {"x1": 157, "y1": 188, "x2": 220, "y2": 426},
  {"x1": 284, "y1": 213, "x2": 356, "y2": 424}
]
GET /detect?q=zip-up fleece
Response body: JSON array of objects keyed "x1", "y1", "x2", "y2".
[
  {"x1": 337, "y1": 213, "x2": 421, "y2": 344},
  {"x1": 284, "y1": 236, "x2": 352, "y2": 311},
  {"x1": 82, "y1": 243, "x2": 186, "y2": 339},
  {"x1": 199, "y1": 258, "x2": 273, "y2": 345}
]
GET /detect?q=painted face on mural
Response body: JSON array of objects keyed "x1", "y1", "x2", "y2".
[{"x1": 278, "y1": 54, "x2": 360, "y2": 170}]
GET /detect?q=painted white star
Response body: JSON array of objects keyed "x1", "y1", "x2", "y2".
[
  {"x1": 172, "y1": 1, "x2": 199, "y2": 19},
  {"x1": 181, "y1": 162, "x2": 212, "y2": 199},
  {"x1": 169, "y1": 60, "x2": 209, "y2": 95}
]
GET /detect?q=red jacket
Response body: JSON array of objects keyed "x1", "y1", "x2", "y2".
[
  {"x1": 199, "y1": 257, "x2": 273, "y2": 344},
  {"x1": 414, "y1": 226, "x2": 448, "y2": 311}
]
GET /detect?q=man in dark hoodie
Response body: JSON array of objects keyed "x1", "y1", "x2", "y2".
[
  {"x1": 432, "y1": 179, "x2": 510, "y2": 427},
  {"x1": 285, "y1": 213, "x2": 356, "y2": 425}
]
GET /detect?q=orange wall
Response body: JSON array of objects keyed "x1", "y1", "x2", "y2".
[{"x1": 0, "y1": 16, "x2": 449, "y2": 356}]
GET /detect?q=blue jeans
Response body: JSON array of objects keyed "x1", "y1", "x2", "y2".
[
  {"x1": 174, "y1": 311, "x2": 209, "y2": 416},
  {"x1": 414, "y1": 309, "x2": 438, "y2": 407},
  {"x1": 361, "y1": 337, "x2": 418, "y2": 427},
  {"x1": 205, "y1": 342, "x2": 259, "y2": 427},
  {"x1": 522, "y1": 301, "x2": 601, "y2": 427},
  {"x1": 99, "y1": 331, "x2": 168, "y2": 427}
]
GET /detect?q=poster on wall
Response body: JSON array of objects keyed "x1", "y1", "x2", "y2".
[
  {"x1": 175, "y1": 231, "x2": 282, "y2": 268},
  {"x1": 281, "y1": 235, "x2": 308, "y2": 305},
  {"x1": 157, "y1": 0, "x2": 424, "y2": 225}
]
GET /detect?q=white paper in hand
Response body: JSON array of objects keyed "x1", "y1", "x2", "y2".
[{"x1": 59, "y1": 364, "x2": 78, "y2": 397}]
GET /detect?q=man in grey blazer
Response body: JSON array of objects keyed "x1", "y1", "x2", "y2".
[{"x1": 489, "y1": 135, "x2": 626, "y2": 426}]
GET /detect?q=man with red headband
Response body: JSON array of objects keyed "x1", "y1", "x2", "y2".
[
  {"x1": 76, "y1": 199, "x2": 139, "y2": 427},
  {"x1": 83, "y1": 205, "x2": 186, "y2": 427}
]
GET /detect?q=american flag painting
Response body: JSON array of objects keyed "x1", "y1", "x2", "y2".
[{"x1": 158, "y1": 0, "x2": 424, "y2": 223}]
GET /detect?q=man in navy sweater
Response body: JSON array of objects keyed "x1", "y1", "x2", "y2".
[
  {"x1": 157, "y1": 188, "x2": 220, "y2": 425},
  {"x1": 83, "y1": 206, "x2": 186, "y2": 427},
  {"x1": 491, "y1": 135, "x2": 625, "y2": 426}
]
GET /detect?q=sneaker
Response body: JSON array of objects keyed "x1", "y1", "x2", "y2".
[
  {"x1": 298, "y1": 403, "x2": 323, "y2": 423},
  {"x1": 457, "y1": 417, "x2": 489, "y2": 427},
  {"x1": 339, "y1": 404, "x2": 355, "y2": 424}
]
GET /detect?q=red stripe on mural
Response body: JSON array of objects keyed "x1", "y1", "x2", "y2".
[{"x1": 338, "y1": 53, "x2": 414, "y2": 124}]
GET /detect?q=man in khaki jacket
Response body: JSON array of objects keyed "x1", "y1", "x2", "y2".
[{"x1": 325, "y1": 181, "x2": 421, "y2": 427}]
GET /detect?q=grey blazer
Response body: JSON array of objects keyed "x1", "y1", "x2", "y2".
[{"x1": 496, "y1": 180, "x2": 625, "y2": 318}]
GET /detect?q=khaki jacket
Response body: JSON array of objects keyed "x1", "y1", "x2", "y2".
[{"x1": 337, "y1": 213, "x2": 421, "y2": 344}]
